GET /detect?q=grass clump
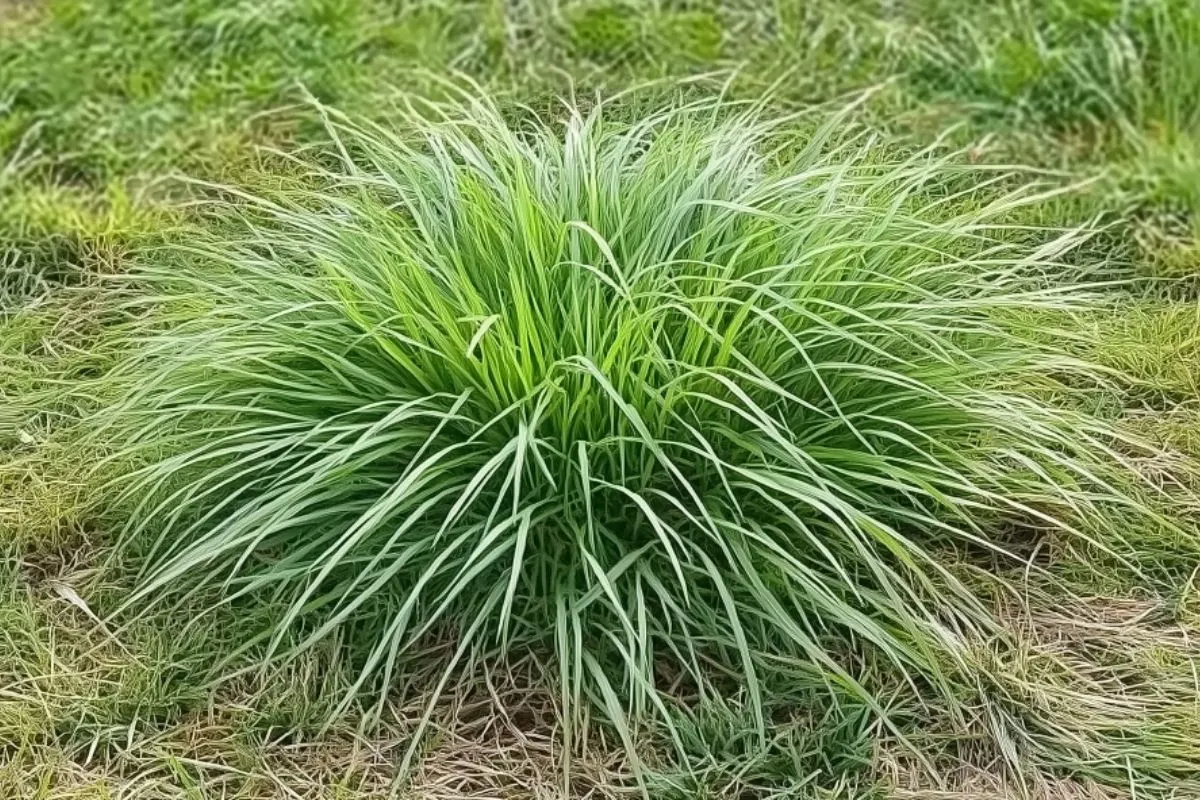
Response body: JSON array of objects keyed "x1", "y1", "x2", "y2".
[{"x1": 96, "y1": 93, "x2": 1168, "y2": 752}]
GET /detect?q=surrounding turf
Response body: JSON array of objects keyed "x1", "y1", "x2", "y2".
[{"x1": 2, "y1": 1, "x2": 1199, "y2": 799}]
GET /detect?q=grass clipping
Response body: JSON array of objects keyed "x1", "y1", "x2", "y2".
[{"x1": 96, "y1": 93, "x2": 1161, "y2": 746}]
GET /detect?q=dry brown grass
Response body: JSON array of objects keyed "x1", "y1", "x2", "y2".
[
  {"x1": 0, "y1": 690, "x2": 629, "y2": 799},
  {"x1": 878, "y1": 755, "x2": 1127, "y2": 800},
  {"x1": 2, "y1": 494, "x2": 1196, "y2": 800},
  {"x1": 874, "y1": 588, "x2": 1200, "y2": 800},
  {"x1": 7, "y1": 587, "x2": 1195, "y2": 799},
  {"x1": 0, "y1": 607, "x2": 635, "y2": 800}
]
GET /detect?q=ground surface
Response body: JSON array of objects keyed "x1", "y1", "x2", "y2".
[{"x1": 2, "y1": 1, "x2": 1199, "y2": 798}]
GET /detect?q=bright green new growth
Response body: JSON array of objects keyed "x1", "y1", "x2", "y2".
[{"x1": 100, "y1": 93, "x2": 1151, "y2": 744}]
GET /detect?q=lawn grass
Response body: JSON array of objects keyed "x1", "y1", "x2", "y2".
[{"x1": 2, "y1": 1, "x2": 1198, "y2": 798}]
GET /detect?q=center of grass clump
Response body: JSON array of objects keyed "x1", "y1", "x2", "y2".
[{"x1": 99, "y1": 93, "x2": 1150, "y2": 739}]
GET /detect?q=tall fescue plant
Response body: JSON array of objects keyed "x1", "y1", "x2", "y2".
[{"x1": 97, "y1": 91, "x2": 1154, "y2": 749}]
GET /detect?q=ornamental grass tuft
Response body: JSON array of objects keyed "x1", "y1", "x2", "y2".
[{"x1": 97, "y1": 92, "x2": 1160, "y2": 745}]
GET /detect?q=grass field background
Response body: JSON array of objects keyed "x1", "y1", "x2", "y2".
[{"x1": 2, "y1": 1, "x2": 1199, "y2": 798}]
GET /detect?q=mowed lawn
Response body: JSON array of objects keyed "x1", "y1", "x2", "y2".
[{"x1": 2, "y1": 1, "x2": 1199, "y2": 799}]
